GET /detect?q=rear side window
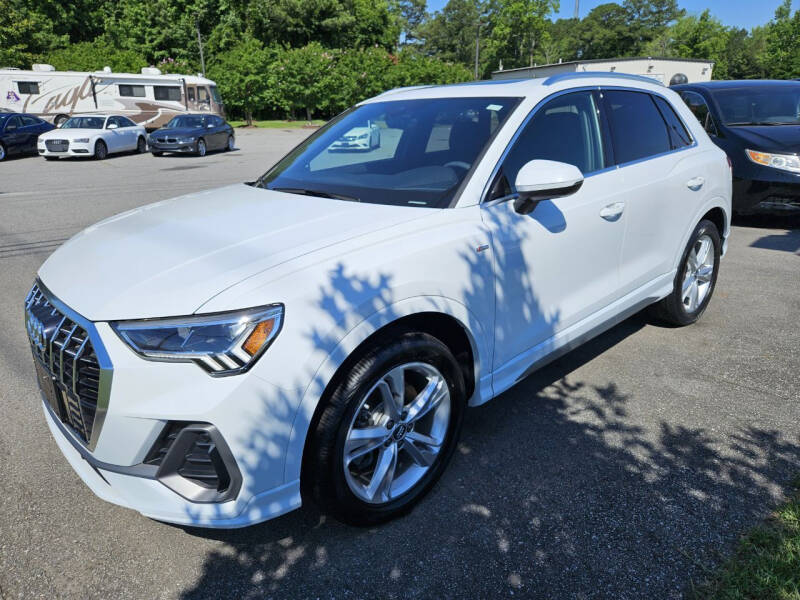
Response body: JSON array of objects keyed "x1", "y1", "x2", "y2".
[
  {"x1": 603, "y1": 90, "x2": 671, "y2": 164},
  {"x1": 154, "y1": 86, "x2": 181, "y2": 101},
  {"x1": 17, "y1": 81, "x2": 40, "y2": 94},
  {"x1": 119, "y1": 84, "x2": 146, "y2": 98},
  {"x1": 20, "y1": 115, "x2": 40, "y2": 126},
  {"x1": 499, "y1": 90, "x2": 606, "y2": 194},
  {"x1": 119, "y1": 116, "x2": 136, "y2": 127},
  {"x1": 653, "y1": 96, "x2": 692, "y2": 149}
]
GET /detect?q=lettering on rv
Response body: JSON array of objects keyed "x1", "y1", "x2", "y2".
[{"x1": 24, "y1": 77, "x2": 108, "y2": 114}]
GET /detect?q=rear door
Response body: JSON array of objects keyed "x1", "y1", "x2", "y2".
[
  {"x1": 601, "y1": 89, "x2": 704, "y2": 295},
  {"x1": 19, "y1": 115, "x2": 43, "y2": 152},
  {"x1": 118, "y1": 116, "x2": 139, "y2": 149}
]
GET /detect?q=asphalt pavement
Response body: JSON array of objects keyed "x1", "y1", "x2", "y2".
[{"x1": 0, "y1": 128, "x2": 798, "y2": 599}]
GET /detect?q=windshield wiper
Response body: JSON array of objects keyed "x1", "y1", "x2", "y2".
[
  {"x1": 727, "y1": 121, "x2": 797, "y2": 126},
  {"x1": 272, "y1": 187, "x2": 360, "y2": 202}
]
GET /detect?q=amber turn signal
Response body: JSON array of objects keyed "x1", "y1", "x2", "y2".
[{"x1": 243, "y1": 319, "x2": 275, "y2": 356}]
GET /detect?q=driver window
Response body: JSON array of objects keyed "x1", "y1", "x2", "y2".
[
  {"x1": 495, "y1": 91, "x2": 605, "y2": 200},
  {"x1": 680, "y1": 91, "x2": 717, "y2": 135},
  {"x1": 6, "y1": 116, "x2": 21, "y2": 130}
]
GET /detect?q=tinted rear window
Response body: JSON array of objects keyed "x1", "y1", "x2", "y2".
[
  {"x1": 604, "y1": 90, "x2": 671, "y2": 164},
  {"x1": 653, "y1": 96, "x2": 692, "y2": 149}
]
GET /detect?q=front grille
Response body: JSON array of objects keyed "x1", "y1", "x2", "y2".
[
  {"x1": 25, "y1": 284, "x2": 102, "y2": 445},
  {"x1": 45, "y1": 139, "x2": 69, "y2": 152},
  {"x1": 156, "y1": 137, "x2": 177, "y2": 143}
]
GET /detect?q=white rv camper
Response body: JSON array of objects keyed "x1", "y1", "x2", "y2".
[{"x1": 0, "y1": 64, "x2": 224, "y2": 130}]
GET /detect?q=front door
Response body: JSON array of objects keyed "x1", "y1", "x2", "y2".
[{"x1": 480, "y1": 90, "x2": 625, "y2": 387}]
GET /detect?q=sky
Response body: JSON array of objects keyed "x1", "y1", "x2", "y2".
[{"x1": 425, "y1": 0, "x2": 799, "y2": 30}]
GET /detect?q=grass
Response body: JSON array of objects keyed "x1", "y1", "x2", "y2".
[
  {"x1": 693, "y1": 479, "x2": 800, "y2": 599},
  {"x1": 228, "y1": 119, "x2": 325, "y2": 129}
]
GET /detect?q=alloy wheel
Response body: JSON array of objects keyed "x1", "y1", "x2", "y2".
[
  {"x1": 343, "y1": 362, "x2": 451, "y2": 504},
  {"x1": 681, "y1": 234, "x2": 715, "y2": 313},
  {"x1": 197, "y1": 139, "x2": 206, "y2": 157},
  {"x1": 0, "y1": 144, "x2": 5, "y2": 161}
]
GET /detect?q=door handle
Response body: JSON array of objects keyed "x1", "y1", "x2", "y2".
[
  {"x1": 599, "y1": 202, "x2": 625, "y2": 221},
  {"x1": 686, "y1": 176, "x2": 705, "y2": 191}
]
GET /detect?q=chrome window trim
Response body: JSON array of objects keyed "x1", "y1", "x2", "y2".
[
  {"x1": 479, "y1": 85, "x2": 699, "y2": 204},
  {"x1": 32, "y1": 279, "x2": 113, "y2": 452}
]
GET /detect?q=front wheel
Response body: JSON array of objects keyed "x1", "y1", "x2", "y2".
[
  {"x1": 304, "y1": 332, "x2": 465, "y2": 526},
  {"x1": 136, "y1": 136, "x2": 147, "y2": 153},
  {"x1": 94, "y1": 140, "x2": 108, "y2": 160},
  {"x1": 651, "y1": 219, "x2": 721, "y2": 326},
  {"x1": 196, "y1": 138, "x2": 206, "y2": 157},
  {"x1": 225, "y1": 135, "x2": 235, "y2": 151},
  {"x1": 0, "y1": 142, "x2": 6, "y2": 161}
]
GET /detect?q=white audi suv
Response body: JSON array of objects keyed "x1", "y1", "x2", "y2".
[{"x1": 26, "y1": 73, "x2": 731, "y2": 528}]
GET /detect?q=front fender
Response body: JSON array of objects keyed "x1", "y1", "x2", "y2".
[{"x1": 279, "y1": 295, "x2": 492, "y2": 484}]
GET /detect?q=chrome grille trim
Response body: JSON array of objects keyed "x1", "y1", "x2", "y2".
[{"x1": 25, "y1": 281, "x2": 113, "y2": 451}]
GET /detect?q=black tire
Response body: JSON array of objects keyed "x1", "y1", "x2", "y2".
[
  {"x1": 54, "y1": 115, "x2": 68, "y2": 127},
  {"x1": 0, "y1": 142, "x2": 6, "y2": 161},
  {"x1": 152, "y1": 151, "x2": 164, "y2": 157},
  {"x1": 196, "y1": 138, "x2": 206, "y2": 157},
  {"x1": 225, "y1": 135, "x2": 234, "y2": 151},
  {"x1": 94, "y1": 140, "x2": 107, "y2": 160},
  {"x1": 651, "y1": 219, "x2": 721, "y2": 326},
  {"x1": 136, "y1": 136, "x2": 147, "y2": 153},
  {"x1": 304, "y1": 332, "x2": 466, "y2": 526}
]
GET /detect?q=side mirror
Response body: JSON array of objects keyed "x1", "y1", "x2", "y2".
[
  {"x1": 513, "y1": 160, "x2": 584, "y2": 215},
  {"x1": 107, "y1": 123, "x2": 118, "y2": 130}
]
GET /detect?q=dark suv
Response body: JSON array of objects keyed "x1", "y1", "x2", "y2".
[{"x1": 672, "y1": 80, "x2": 800, "y2": 214}]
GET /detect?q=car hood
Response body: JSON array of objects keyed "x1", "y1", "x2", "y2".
[
  {"x1": 151, "y1": 127, "x2": 206, "y2": 137},
  {"x1": 38, "y1": 184, "x2": 430, "y2": 320},
  {"x1": 725, "y1": 125, "x2": 800, "y2": 153},
  {"x1": 40, "y1": 128, "x2": 102, "y2": 140}
]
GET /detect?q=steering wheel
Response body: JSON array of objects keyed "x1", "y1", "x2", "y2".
[{"x1": 444, "y1": 161, "x2": 471, "y2": 171}]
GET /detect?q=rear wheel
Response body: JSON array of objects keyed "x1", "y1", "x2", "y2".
[
  {"x1": 305, "y1": 332, "x2": 465, "y2": 526},
  {"x1": 94, "y1": 140, "x2": 108, "y2": 160},
  {"x1": 0, "y1": 142, "x2": 6, "y2": 161},
  {"x1": 196, "y1": 138, "x2": 206, "y2": 157},
  {"x1": 651, "y1": 219, "x2": 721, "y2": 326},
  {"x1": 226, "y1": 135, "x2": 234, "y2": 151},
  {"x1": 136, "y1": 136, "x2": 147, "y2": 153}
]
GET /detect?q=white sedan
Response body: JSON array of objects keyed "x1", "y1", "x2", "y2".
[
  {"x1": 38, "y1": 114, "x2": 147, "y2": 160},
  {"x1": 329, "y1": 122, "x2": 380, "y2": 151}
]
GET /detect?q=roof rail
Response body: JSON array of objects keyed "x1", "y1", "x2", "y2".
[{"x1": 543, "y1": 71, "x2": 664, "y2": 87}]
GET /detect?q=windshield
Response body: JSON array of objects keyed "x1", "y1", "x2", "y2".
[
  {"x1": 0, "y1": 114, "x2": 8, "y2": 126},
  {"x1": 63, "y1": 116, "x2": 105, "y2": 129},
  {"x1": 165, "y1": 115, "x2": 205, "y2": 129},
  {"x1": 209, "y1": 86, "x2": 222, "y2": 104},
  {"x1": 257, "y1": 96, "x2": 520, "y2": 208},
  {"x1": 711, "y1": 85, "x2": 800, "y2": 125}
]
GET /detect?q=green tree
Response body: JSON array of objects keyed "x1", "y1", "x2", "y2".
[
  {"x1": 272, "y1": 42, "x2": 336, "y2": 120},
  {"x1": 484, "y1": 0, "x2": 558, "y2": 71},
  {"x1": 0, "y1": 1, "x2": 66, "y2": 68},
  {"x1": 45, "y1": 39, "x2": 147, "y2": 73},
  {"x1": 725, "y1": 26, "x2": 768, "y2": 79},
  {"x1": 207, "y1": 35, "x2": 273, "y2": 125},
  {"x1": 577, "y1": 3, "x2": 636, "y2": 60},
  {"x1": 623, "y1": 0, "x2": 684, "y2": 53},
  {"x1": 391, "y1": 0, "x2": 428, "y2": 44},
  {"x1": 649, "y1": 10, "x2": 730, "y2": 77},
  {"x1": 764, "y1": 0, "x2": 800, "y2": 79},
  {"x1": 419, "y1": 0, "x2": 484, "y2": 69}
]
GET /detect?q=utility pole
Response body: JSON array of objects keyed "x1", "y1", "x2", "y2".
[
  {"x1": 573, "y1": 0, "x2": 579, "y2": 19},
  {"x1": 196, "y1": 15, "x2": 206, "y2": 76},
  {"x1": 474, "y1": 24, "x2": 481, "y2": 80}
]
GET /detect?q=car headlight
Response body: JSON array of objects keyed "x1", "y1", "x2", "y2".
[
  {"x1": 177, "y1": 137, "x2": 196, "y2": 143},
  {"x1": 111, "y1": 305, "x2": 283, "y2": 376},
  {"x1": 357, "y1": 133, "x2": 369, "y2": 139},
  {"x1": 73, "y1": 138, "x2": 90, "y2": 143},
  {"x1": 745, "y1": 149, "x2": 800, "y2": 174}
]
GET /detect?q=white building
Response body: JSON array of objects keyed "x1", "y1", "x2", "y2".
[{"x1": 491, "y1": 57, "x2": 714, "y2": 86}]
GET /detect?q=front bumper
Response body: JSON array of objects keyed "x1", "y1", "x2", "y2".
[
  {"x1": 732, "y1": 177, "x2": 800, "y2": 214},
  {"x1": 38, "y1": 143, "x2": 93, "y2": 158},
  {"x1": 29, "y1": 282, "x2": 302, "y2": 528},
  {"x1": 149, "y1": 140, "x2": 197, "y2": 154}
]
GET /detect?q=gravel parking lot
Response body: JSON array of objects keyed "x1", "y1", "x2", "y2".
[{"x1": 0, "y1": 128, "x2": 798, "y2": 599}]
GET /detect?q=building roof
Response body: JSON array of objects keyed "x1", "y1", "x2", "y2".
[{"x1": 492, "y1": 56, "x2": 715, "y2": 75}]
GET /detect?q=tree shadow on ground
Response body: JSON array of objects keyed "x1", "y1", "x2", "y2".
[{"x1": 177, "y1": 311, "x2": 800, "y2": 599}]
